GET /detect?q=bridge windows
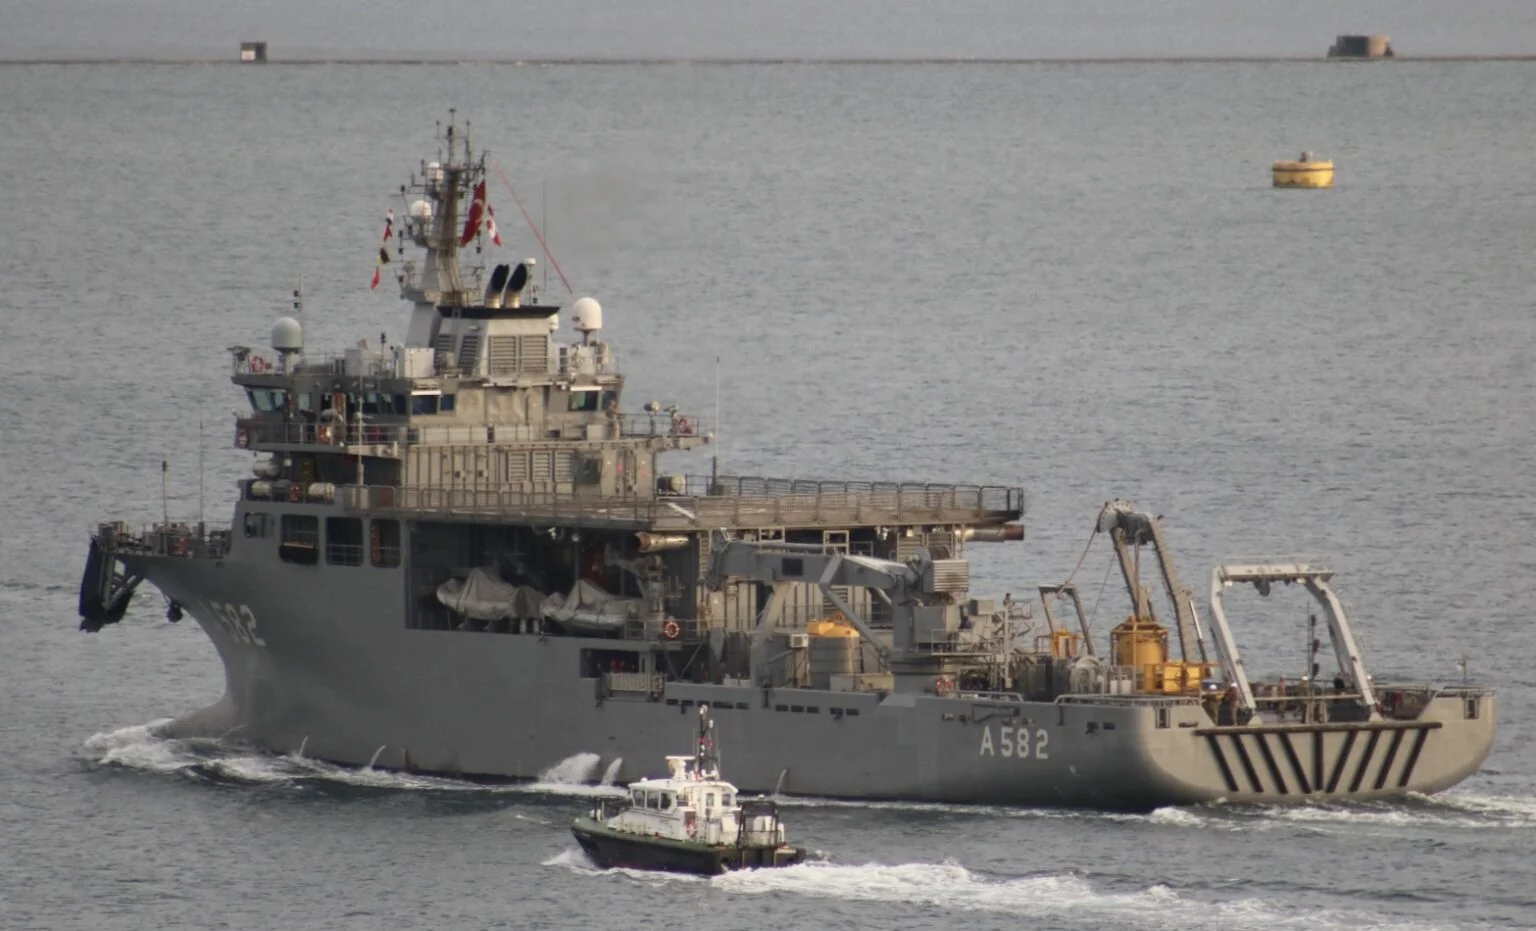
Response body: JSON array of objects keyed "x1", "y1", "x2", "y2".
[
  {"x1": 278, "y1": 515, "x2": 319, "y2": 564},
  {"x1": 409, "y1": 392, "x2": 456, "y2": 415},
  {"x1": 325, "y1": 517, "x2": 364, "y2": 566},
  {"x1": 246, "y1": 389, "x2": 288, "y2": 413}
]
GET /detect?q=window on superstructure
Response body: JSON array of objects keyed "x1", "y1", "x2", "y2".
[
  {"x1": 278, "y1": 515, "x2": 319, "y2": 564},
  {"x1": 721, "y1": 793, "x2": 733, "y2": 808},
  {"x1": 325, "y1": 517, "x2": 364, "y2": 566},
  {"x1": 247, "y1": 390, "x2": 287, "y2": 413},
  {"x1": 370, "y1": 519, "x2": 401, "y2": 568},
  {"x1": 439, "y1": 394, "x2": 455, "y2": 413},
  {"x1": 574, "y1": 454, "x2": 602, "y2": 486},
  {"x1": 568, "y1": 391, "x2": 600, "y2": 412},
  {"x1": 411, "y1": 395, "x2": 438, "y2": 415},
  {"x1": 297, "y1": 393, "x2": 316, "y2": 413}
]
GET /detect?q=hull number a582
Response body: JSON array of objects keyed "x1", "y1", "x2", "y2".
[
  {"x1": 979, "y1": 725, "x2": 1049, "y2": 759},
  {"x1": 202, "y1": 600, "x2": 266, "y2": 647}
]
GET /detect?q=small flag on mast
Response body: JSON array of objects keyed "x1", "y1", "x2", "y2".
[
  {"x1": 485, "y1": 202, "x2": 502, "y2": 247},
  {"x1": 369, "y1": 209, "x2": 394, "y2": 290},
  {"x1": 459, "y1": 180, "x2": 487, "y2": 247}
]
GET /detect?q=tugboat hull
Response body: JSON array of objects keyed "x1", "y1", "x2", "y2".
[{"x1": 571, "y1": 817, "x2": 805, "y2": 876}]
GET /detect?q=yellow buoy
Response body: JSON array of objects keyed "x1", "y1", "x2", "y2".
[{"x1": 1273, "y1": 152, "x2": 1334, "y2": 188}]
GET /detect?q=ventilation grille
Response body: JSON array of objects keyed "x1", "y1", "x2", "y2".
[
  {"x1": 519, "y1": 335, "x2": 550, "y2": 374},
  {"x1": 488, "y1": 336, "x2": 518, "y2": 376},
  {"x1": 457, "y1": 333, "x2": 481, "y2": 375}
]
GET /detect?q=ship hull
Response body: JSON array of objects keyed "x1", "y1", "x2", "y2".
[
  {"x1": 123, "y1": 552, "x2": 1497, "y2": 812},
  {"x1": 570, "y1": 817, "x2": 802, "y2": 875}
]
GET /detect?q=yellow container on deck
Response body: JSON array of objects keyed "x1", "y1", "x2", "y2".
[
  {"x1": 1273, "y1": 157, "x2": 1334, "y2": 188},
  {"x1": 806, "y1": 618, "x2": 859, "y2": 638}
]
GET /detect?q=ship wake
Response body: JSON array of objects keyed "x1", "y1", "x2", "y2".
[
  {"x1": 83, "y1": 720, "x2": 627, "y2": 798},
  {"x1": 542, "y1": 856, "x2": 1452, "y2": 930}
]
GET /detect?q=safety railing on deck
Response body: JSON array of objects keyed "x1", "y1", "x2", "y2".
[
  {"x1": 97, "y1": 521, "x2": 233, "y2": 560},
  {"x1": 233, "y1": 413, "x2": 709, "y2": 449},
  {"x1": 338, "y1": 475, "x2": 1025, "y2": 529}
]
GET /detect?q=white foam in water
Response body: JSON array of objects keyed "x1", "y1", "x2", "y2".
[
  {"x1": 711, "y1": 861, "x2": 1447, "y2": 931},
  {"x1": 514, "y1": 753, "x2": 627, "y2": 799},
  {"x1": 600, "y1": 757, "x2": 623, "y2": 785},
  {"x1": 84, "y1": 719, "x2": 188, "y2": 773},
  {"x1": 537, "y1": 752, "x2": 601, "y2": 784}
]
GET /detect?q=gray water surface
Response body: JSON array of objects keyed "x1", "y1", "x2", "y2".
[{"x1": 1, "y1": 59, "x2": 1533, "y2": 930}]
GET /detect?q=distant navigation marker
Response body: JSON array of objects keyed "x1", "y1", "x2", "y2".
[{"x1": 240, "y1": 41, "x2": 268, "y2": 64}]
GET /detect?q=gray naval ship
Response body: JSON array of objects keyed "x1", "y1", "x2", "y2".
[{"x1": 77, "y1": 116, "x2": 1495, "y2": 810}]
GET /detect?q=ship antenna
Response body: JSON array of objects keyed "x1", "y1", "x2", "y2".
[
  {"x1": 712, "y1": 355, "x2": 721, "y2": 489},
  {"x1": 160, "y1": 458, "x2": 169, "y2": 525},
  {"x1": 542, "y1": 182, "x2": 548, "y2": 293},
  {"x1": 198, "y1": 419, "x2": 205, "y2": 528},
  {"x1": 293, "y1": 276, "x2": 305, "y2": 363},
  {"x1": 490, "y1": 159, "x2": 573, "y2": 294}
]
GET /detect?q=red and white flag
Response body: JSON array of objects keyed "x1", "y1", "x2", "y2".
[
  {"x1": 485, "y1": 202, "x2": 502, "y2": 247},
  {"x1": 369, "y1": 208, "x2": 394, "y2": 290},
  {"x1": 459, "y1": 180, "x2": 487, "y2": 247}
]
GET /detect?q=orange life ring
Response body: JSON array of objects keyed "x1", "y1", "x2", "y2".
[
  {"x1": 662, "y1": 619, "x2": 681, "y2": 640},
  {"x1": 171, "y1": 537, "x2": 189, "y2": 557},
  {"x1": 235, "y1": 429, "x2": 248, "y2": 449},
  {"x1": 317, "y1": 424, "x2": 333, "y2": 444},
  {"x1": 288, "y1": 483, "x2": 302, "y2": 503},
  {"x1": 675, "y1": 417, "x2": 692, "y2": 436},
  {"x1": 249, "y1": 356, "x2": 268, "y2": 374},
  {"x1": 934, "y1": 676, "x2": 954, "y2": 696}
]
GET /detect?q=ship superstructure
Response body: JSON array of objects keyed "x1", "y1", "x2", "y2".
[{"x1": 76, "y1": 116, "x2": 1494, "y2": 810}]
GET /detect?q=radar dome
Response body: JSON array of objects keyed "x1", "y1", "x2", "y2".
[
  {"x1": 409, "y1": 199, "x2": 433, "y2": 220},
  {"x1": 572, "y1": 297, "x2": 603, "y2": 333},
  {"x1": 271, "y1": 316, "x2": 304, "y2": 353}
]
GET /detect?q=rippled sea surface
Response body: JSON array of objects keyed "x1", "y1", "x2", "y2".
[{"x1": 1, "y1": 59, "x2": 1534, "y2": 930}]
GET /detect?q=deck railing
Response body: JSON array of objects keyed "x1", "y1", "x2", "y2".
[
  {"x1": 233, "y1": 412, "x2": 709, "y2": 450},
  {"x1": 97, "y1": 521, "x2": 233, "y2": 560},
  {"x1": 337, "y1": 475, "x2": 1024, "y2": 530}
]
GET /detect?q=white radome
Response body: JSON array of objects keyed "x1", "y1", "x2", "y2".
[
  {"x1": 572, "y1": 297, "x2": 603, "y2": 333},
  {"x1": 271, "y1": 316, "x2": 304, "y2": 352}
]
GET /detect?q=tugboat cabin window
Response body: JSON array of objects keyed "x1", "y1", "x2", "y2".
[
  {"x1": 721, "y1": 792, "x2": 733, "y2": 808},
  {"x1": 631, "y1": 790, "x2": 643, "y2": 806},
  {"x1": 325, "y1": 517, "x2": 364, "y2": 566},
  {"x1": 568, "y1": 390, "x2": 600, "y2": 413},
  {"x1": 660, "y1": 793, "x2": 673, "y2": 810},
  {"x1": 278, "y1": 515, "x2": 319, "y2": 564},
  {"x1": 705, "y1": 792, "x2": 716, "y2": 808}
]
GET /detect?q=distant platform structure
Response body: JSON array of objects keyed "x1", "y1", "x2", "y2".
[
  {"x1": 1328, "y1": 35, "x2": 1394, "y2": 58},
  {"x1": 240, "y1": 42, "x2": 268, "y2": 64}
]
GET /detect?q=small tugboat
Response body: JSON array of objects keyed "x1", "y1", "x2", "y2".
[{"x1": 571, "y1": 706, "x2": 806, "y2": 875}]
